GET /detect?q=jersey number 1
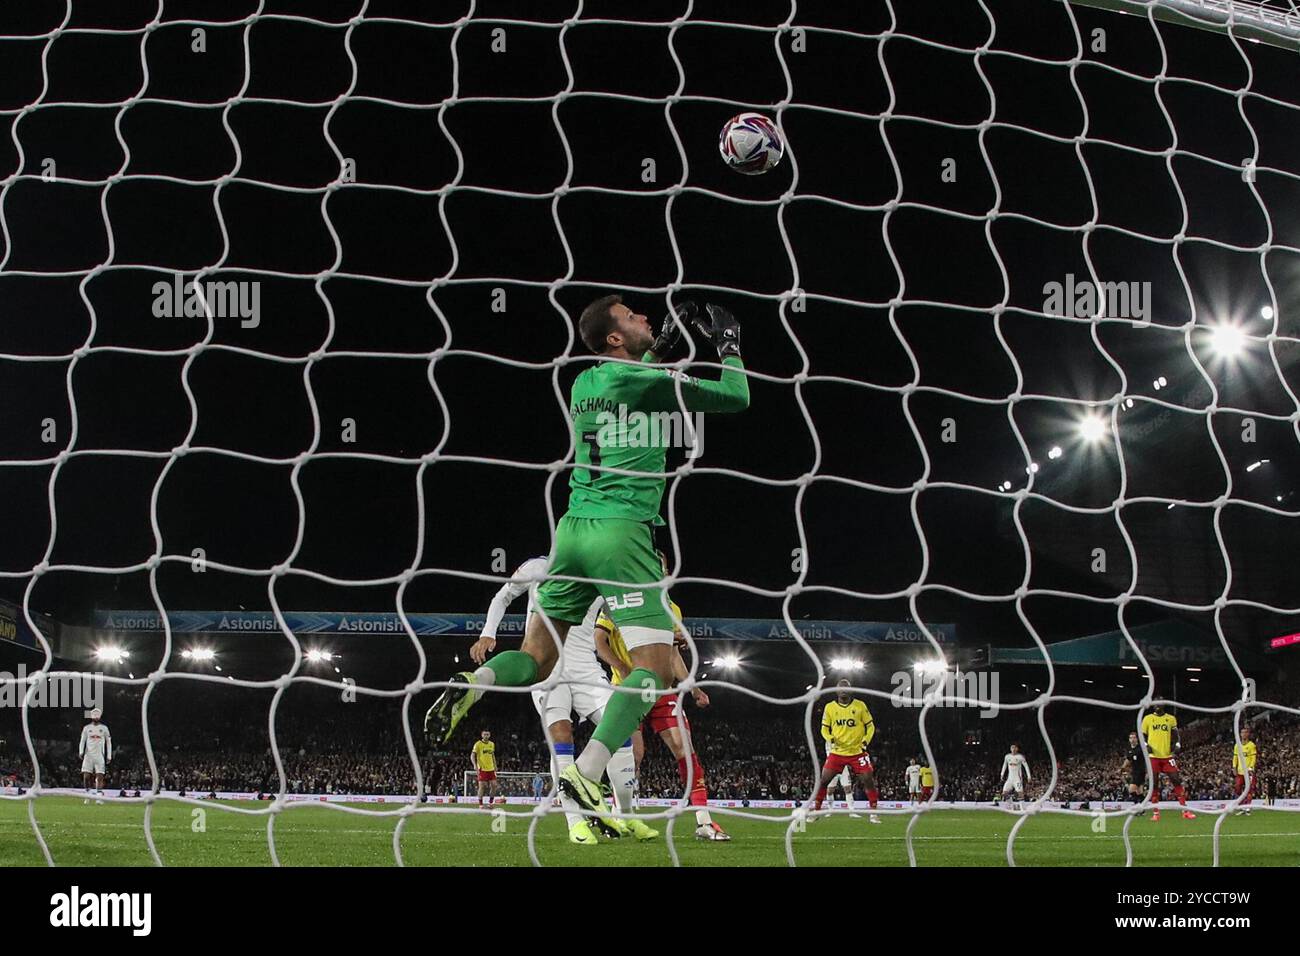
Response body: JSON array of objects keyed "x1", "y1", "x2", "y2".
[{"x1": 582, "y1": 431, "x2": 602, "y2": 466}]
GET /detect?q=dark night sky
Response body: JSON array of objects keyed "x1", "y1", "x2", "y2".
[{"x1": 0, "y1": 0, "x2": 1299, "y2": 710}]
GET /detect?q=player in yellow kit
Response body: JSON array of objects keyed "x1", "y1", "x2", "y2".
[
  {"x1": 1140, "y1": 705, "x2": 1194, "y2": 820},
  {"x1": 594, "y1": 556, "x2": 729, "y2": 841},
  {"x1": 471, "y1": 729, "x2": 499, "y2": 809},
  {"x1": 812, "y1": 679, "x2": 881, "y2": 823},
  {"x1": 1232, "y1": 725, "x2": 1257, "y2": 815},
  {"x1": 919, "y1": 763, "x2": 934, "y2": 800}
]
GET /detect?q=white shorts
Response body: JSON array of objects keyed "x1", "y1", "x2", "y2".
[
  {"x1": 82, "y1": 754, "x2": 105, "y2": 775},
  {"x1": 1002, "y1": 779, "x2": 1023, "y2": 794},
  {"x1": 619, "y1": 624, "x2": 676, "y2": 652},
  {"x1": 531, "y1": 678, "x2": 612, "y2": 729}
]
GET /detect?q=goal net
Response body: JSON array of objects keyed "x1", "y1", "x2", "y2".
[{"x1": 2, "y1": 0, "x2": 1300, "y2": 869}]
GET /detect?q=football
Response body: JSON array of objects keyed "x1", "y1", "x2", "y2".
[{"x1": 718, "y1": 111, "x2": 784, "y2": 175}]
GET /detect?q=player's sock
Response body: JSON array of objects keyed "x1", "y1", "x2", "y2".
[
  {"x1": 867, "y1": 788, "x2": 878, "y2": 810},
  {"x1": 577, "y1": 667, "x2": 661, "y2": 779},
  {"x1": 480, "y1": 650, "x2": 537, "y2": 687},
  {"x1": 676, "y1": 754, "x2": 711, "y2": 826},
  {"x1": 813, "y1": 787, "x2": 826, "y2": 811},
  {"x1": 552, "y1": 743, "x2": 585, "y2": 829},
  {"x1": 605, "y1": 740, "x2": 636, "y2": 814},
  {"x1": 1173, "y1": 784, "x2": 1187, "y2": 806}
]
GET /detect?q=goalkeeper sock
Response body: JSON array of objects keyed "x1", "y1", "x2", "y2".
[
  {"x1": 578, "y1": 668, "x2": 661, "y2": 779},
  {"x1": 481, "y1": 650, "x2": 537, "y2": 687},
  {"x1": 676, "y1": 755, "x2": 711, "y2": 826},
  {"x1": 605, "y1": 740, "x2": 636, "y2": 813},
  {"x1": 552, "y1": 743, "x2": 584, "y2": 829}
]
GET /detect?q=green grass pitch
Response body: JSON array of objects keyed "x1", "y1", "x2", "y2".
[{"x1": 3, "y1": 797, "x2": 1299, "y2": 866}]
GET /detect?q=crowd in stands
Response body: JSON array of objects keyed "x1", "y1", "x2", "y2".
[{"x1": 7, "y1": 696, "x2": 1300, "y2": 807}]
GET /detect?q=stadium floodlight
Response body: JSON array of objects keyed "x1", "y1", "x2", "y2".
[
  {"x1": 1026, "y1": 462, "x2": 1039, "y2": 474},
  {"x1": 1121, "y1": 665, "x2": 1139, "y2": 671},
  {"x1": 830, "y1": 657, "x2": 864, "y2": 672},
  {"x1": 1077, "y1": 414, "x2": 1107, "y2": 443},
  {"x1": 1262, "y1": 305, "x2": 1275, "y2": 321},
  {"x1": 1246, "y1": 459, "x2": 1268, "y2": 472},
  {"x1": 181, "y1": 647, "x2": 216, "y2": 662},
  {"x1": 305, "y1": 648, "x2": 334, "y2": 664},
  {"x1": 93, "y1": 646, "x2": 128, "y2": 663},
  {"x1": 1124, "y1": 398, "x2": 1134, "y2": 409},
  {"x1": 1047, "y1": 446, "x2": 1063, "y2": 460},
  {"x1": 1186, "y1": 667, "x2": 1202, "y2": 672},
  {"x1": 913, "y1": 659, "x2": 946, "y2": 675},
  {"x1": 712, "y1": 654, "x2": 741, "y2": 669},
  {"x1": 1209, "y1": 322, "x2": 1246, "y2": 358}
]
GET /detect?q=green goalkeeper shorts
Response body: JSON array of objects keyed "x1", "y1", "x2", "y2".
[{"x1": 535, "y1": 515, "x2": 675, "y2": 630}]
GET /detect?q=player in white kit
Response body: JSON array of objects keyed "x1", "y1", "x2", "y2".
[
  {"x1": 824, "y1": 739, "x2": 860, "y2": 817},
  {"x1": 1000, "y1": 743, "x2": 1031, "y2": 811},
  {"x1": 472, "y1": 556, "x2": 657, "y2": 846},
  {"x1": 78, "y1": 708, "x2": 111, "y2": 802},
  {"x1": 905, "y1": 756, "x2": 923, "y2": 805}
]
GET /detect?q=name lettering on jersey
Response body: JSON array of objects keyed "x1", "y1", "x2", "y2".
[
  {"x1": 49, "y1": 886, "x2": 151, "y2": 937},
  {"x1": 593, "y1": 406, "x2": 705, "y2": 458},
  {"x1": 889, "y1": 669, "x2": 1000, "y2": 719},
  {"x1": 606, "y1": 591, "x2": 645, "y2": 611}
]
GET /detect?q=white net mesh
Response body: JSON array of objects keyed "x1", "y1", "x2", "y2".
[{"x1": 1, "y1": 0, "x2": 1299, "y2": 867}]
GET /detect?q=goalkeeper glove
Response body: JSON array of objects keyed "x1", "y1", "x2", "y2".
[
  {"x1": 691, "y1": 303, "x2": 741, "y2": 359},
  {"x1": 649, "y1": 301, "x2": 696, "y2": 361}
]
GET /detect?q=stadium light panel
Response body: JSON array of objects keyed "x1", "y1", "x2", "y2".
[
  {"x1": 1209, "y1": 322, "x2": 1246, "y2": 358},
  {"x1": 1262, "y1": 305, "x2": 1275, "y2": 320},
  {"x1": 1078, "y1": 415, "x2": 1106, "y2": 443},
  {"x1": 93, "y1": 646, "x2": 127, "y2": 663},
  {"x1": 305, "y1": 648, "x2": 334, "y2": 664},
  {"x1": 1247, "y1": 460, "x2": 1268, "y2": 472},
  {"x1": 713, "y1": 654, "x2": 741, "y2": 669},
  {"x1": 1048, "y1": 446, "x2": 1062, "y2": 460}
]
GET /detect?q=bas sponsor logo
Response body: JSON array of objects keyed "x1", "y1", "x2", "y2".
[
  {"x1": 49, "y1": 886, "x2": 151, "y2": 937},
  {"x1": 606, "y1": 592, "x2": 645, "y2": 611}
]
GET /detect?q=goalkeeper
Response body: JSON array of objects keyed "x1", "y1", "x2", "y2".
[{"x1": 427, "y1": 294, "x2": 749, "y2": 826}]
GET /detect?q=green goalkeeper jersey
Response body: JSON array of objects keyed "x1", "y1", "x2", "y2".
[{"x1": 566, "y1": 355, "x2": 750, "y2": 523}]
